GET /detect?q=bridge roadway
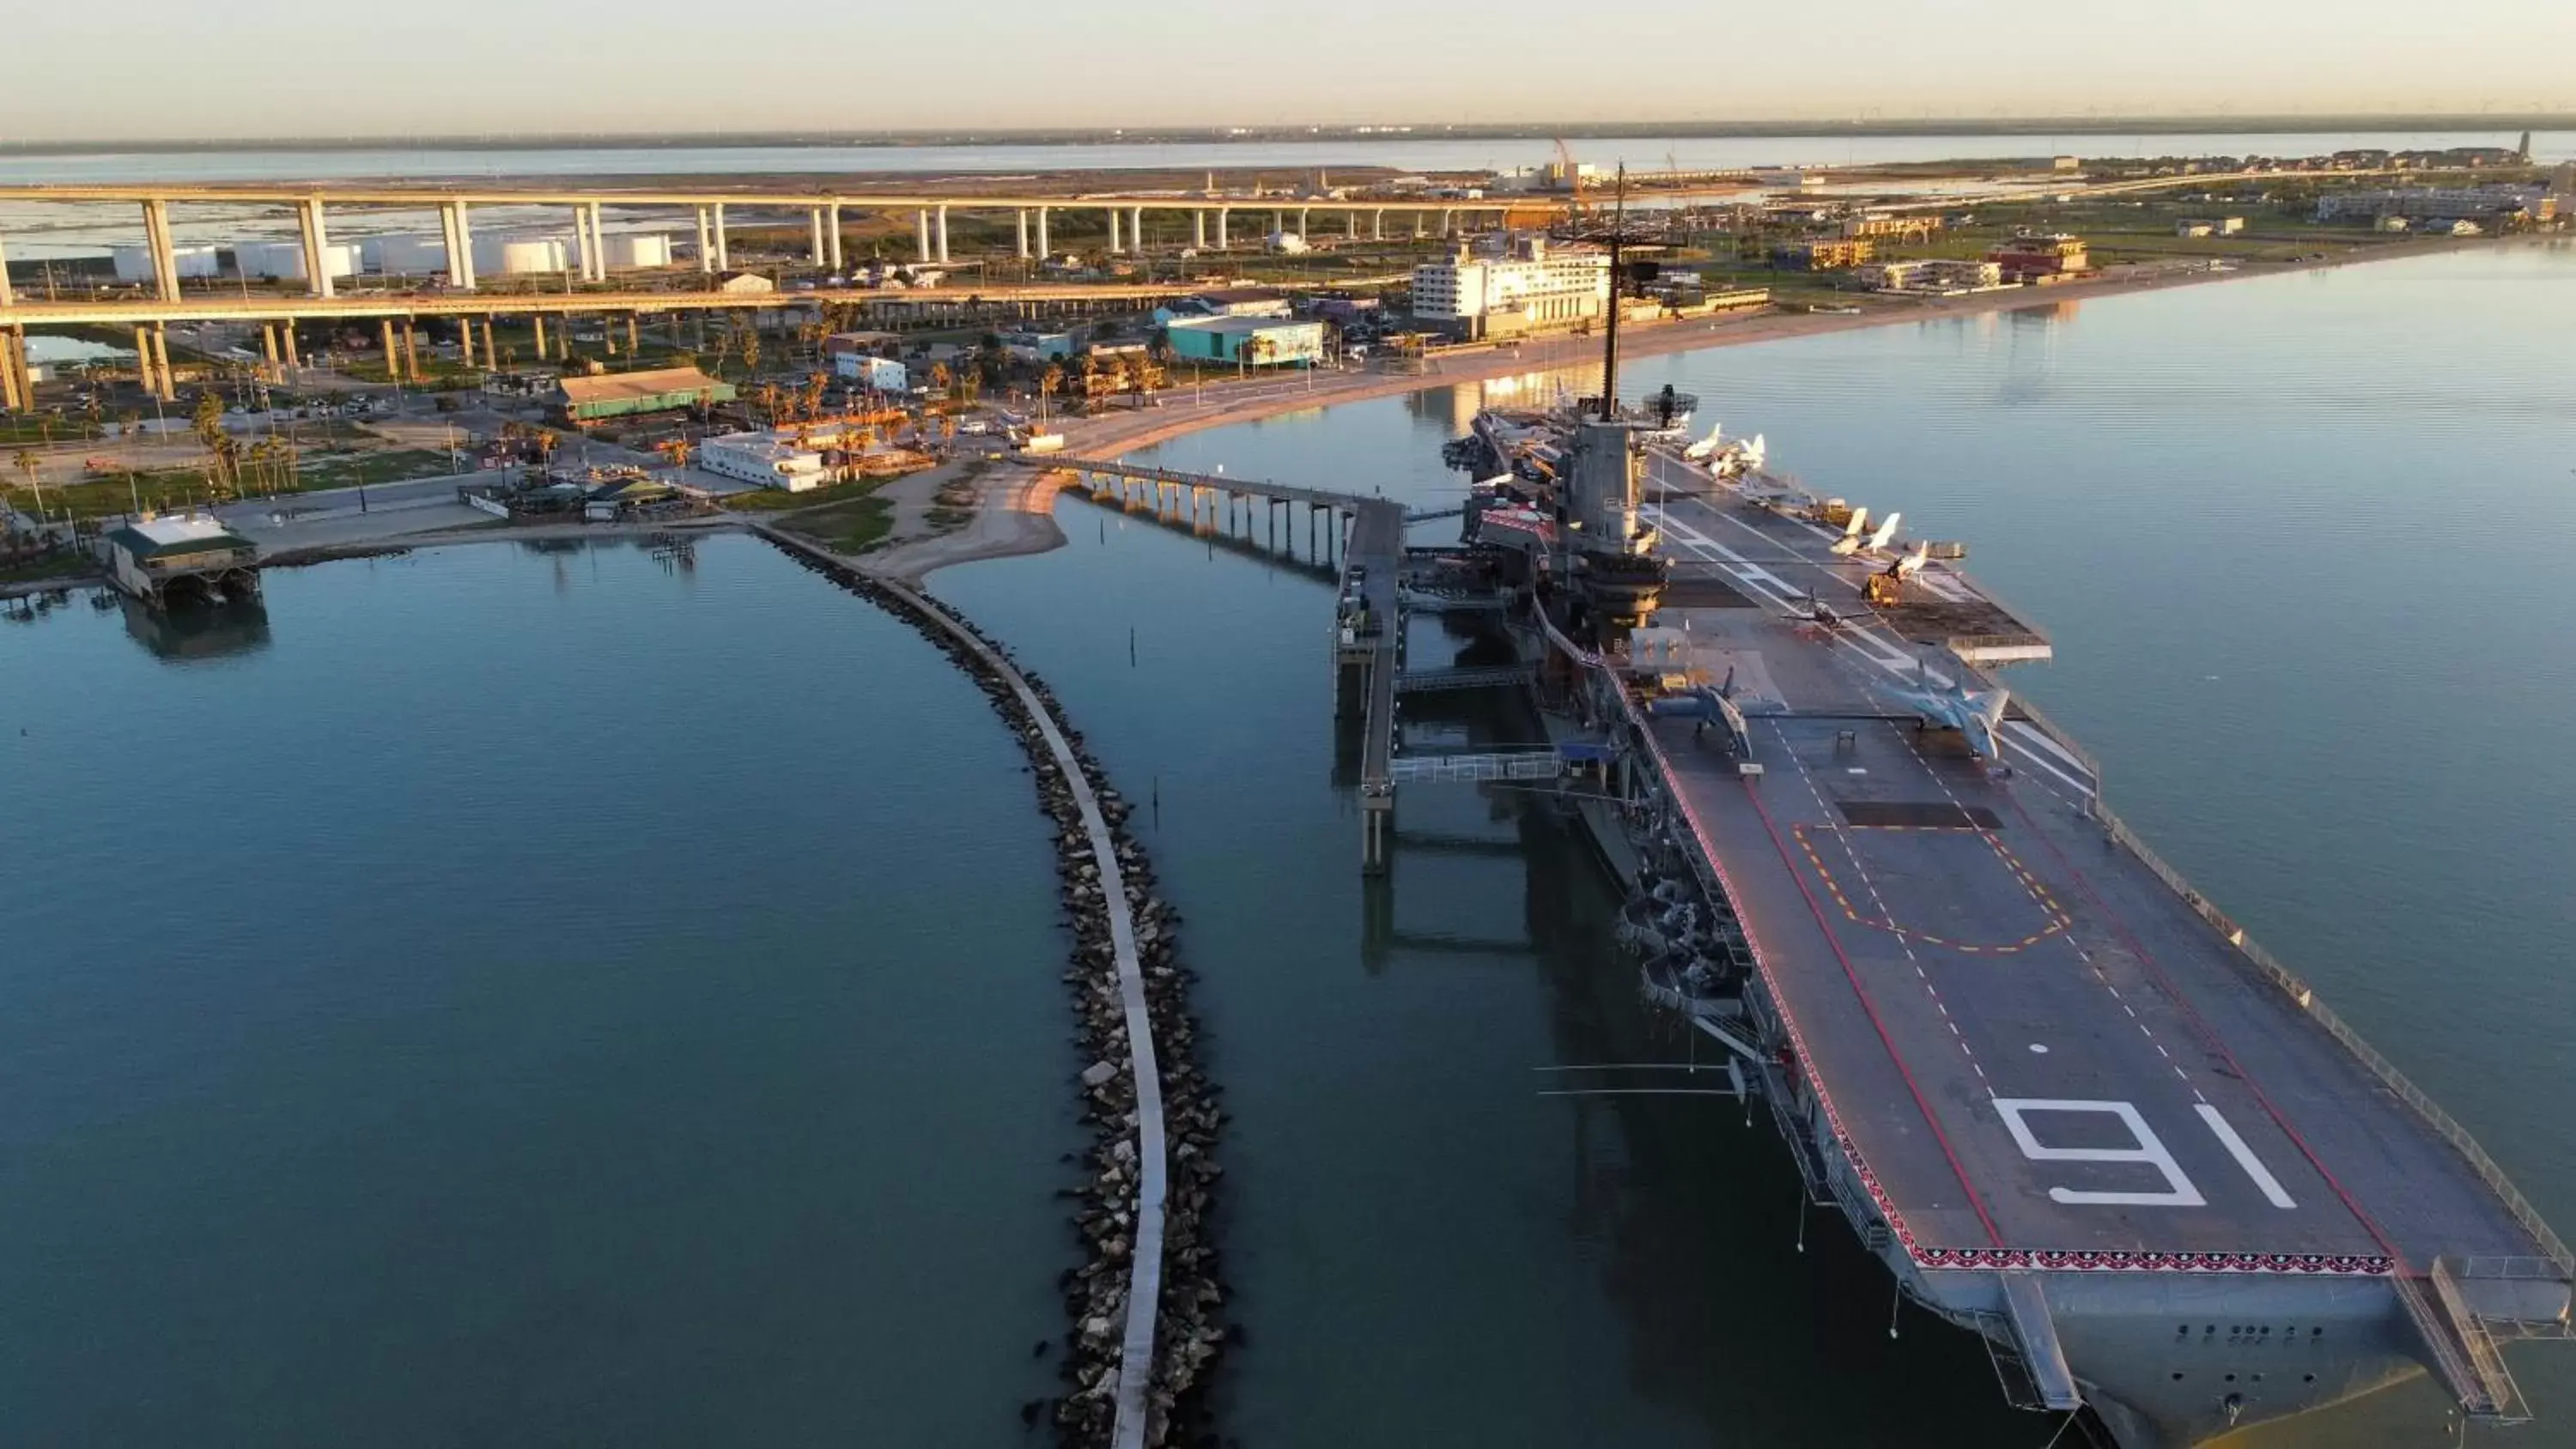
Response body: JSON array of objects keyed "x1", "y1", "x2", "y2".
[
  {"x1": 0, "y1": 279, "x2": 1211, "y2": 327},
  {"x1": 1625, "y1": 484, "x2": 2567, "y2": 1295},
  {"x1": 0, "y1": 183, "x2": 1539, "y2": 214},
  {"x1": 0, "y1": 182, "x2": 1545, "y2": 312}
]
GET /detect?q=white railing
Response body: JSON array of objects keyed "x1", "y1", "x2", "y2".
[{"x1": 2089, "y1": 799, "x2": 2573, "y2": 1277}]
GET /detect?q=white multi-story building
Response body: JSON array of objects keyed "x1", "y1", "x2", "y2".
[
  {"x1": 698, "y1": 430, "x2": 829, "y2": 490},
  {"x1": 1409, "y1": 236, "x2": 1610, "y2": 338},
  {"x1": 697, "y1": 422, "x2": 876, "y2": 492}
]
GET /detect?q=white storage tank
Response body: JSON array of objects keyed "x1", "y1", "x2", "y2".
[
  {"x1": 602, "y1": 232, "x2": 672, "y2": 270},
  {"x1": 110, "y1": 244, "x2": 221, "y2": 282},
  {"x1": 366, "y1": 233, "x2": 453, "y2": 276},
  {"x1": 475, "y1": 233, "x2": 569, "y2": 276},
  {"x1": 234, "y1": 239, "x2": 361, "y2": 282}
]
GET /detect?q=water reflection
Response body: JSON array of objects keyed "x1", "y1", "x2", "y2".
[{"x1": 118, "y1": 593, "x2": 272, "y2": 660}]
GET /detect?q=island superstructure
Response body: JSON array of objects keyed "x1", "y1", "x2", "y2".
[{"x1": 1437, "y1": 374, "x2": 2572, "y2": 1445}]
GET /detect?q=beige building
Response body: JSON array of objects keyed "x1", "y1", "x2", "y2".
[{"x1": 1861, "y1": 258, "x2": 2004, "y2": 293}]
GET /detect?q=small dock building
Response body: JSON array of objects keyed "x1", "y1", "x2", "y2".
[{"x1": 101, "y1": 515, "x2": 259, "y2": 608}]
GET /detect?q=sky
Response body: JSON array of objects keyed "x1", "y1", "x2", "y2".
[{"x1": 3, "y1": 0, "x2": 2573, "y2": 142}]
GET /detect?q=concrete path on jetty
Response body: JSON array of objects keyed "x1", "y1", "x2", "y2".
[{"x1": 755, "y1": 523, "x2": 1170, "y2": 1449}]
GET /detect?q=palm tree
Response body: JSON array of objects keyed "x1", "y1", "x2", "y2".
[
  {"x1": 927, "y1": 362, "x2": 953, "y2": 412},
  {"x1": 1037, "y1": 363, "x2": 1063, "y2": 422},
  {"x1": 9, "y1": 448, "x2": 42, "y2": 528}
]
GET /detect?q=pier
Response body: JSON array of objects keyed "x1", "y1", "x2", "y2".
[{"x1": 1039, "y1": 457, "x2": 1416, "y2": 871}]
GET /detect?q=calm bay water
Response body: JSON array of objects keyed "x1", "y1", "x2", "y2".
[
  {"x1": 3, "y1": 244, "x2": 2568, "y2": 1447},
  {"x1": 0, "y1": 536, "x2": 1076, "y2": 1445},
  {"x1": 1050, "y1": 241, "x2": 2576, "y2": 1446}
]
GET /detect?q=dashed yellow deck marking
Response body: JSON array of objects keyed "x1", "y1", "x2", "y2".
[{"x1": 1790, "y1": 822, "x2": 2069, "y2": 953}]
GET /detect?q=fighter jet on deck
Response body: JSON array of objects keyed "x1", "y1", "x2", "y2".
[
  {"x1": 1879, "y1": 659, "x2": 2011, "y2": 760},
  {"x1": 1648, "y1": 665, "x2": 1754, "y2": 755}
]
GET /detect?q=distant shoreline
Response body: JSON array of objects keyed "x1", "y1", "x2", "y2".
[
  {"x1": 1048, "y1": 234, "x2": 2506, "y2": 472},
  {"x1": 4, "y1": 115, "x2": 2567, "y2": 156}
]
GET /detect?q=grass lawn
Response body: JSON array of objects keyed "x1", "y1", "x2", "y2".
[
  {"x1": 295, "y1": 448, "x2": 461, "y2": 490},
  {"x1": 29, "y1": 445, "x2": 461, "y2": 521},
  {"x1": 0, "y1": 551, "x2": 100, "y2": 586},
  {"x1": 782, "y1": 495, "x2": 896, "y2": 553},
  {"x1": 1, "y1": 417, "x2": 105, "y2": 445},
  {"x1": 719, "y1": 476, "x2": 884, "y2": 512}
]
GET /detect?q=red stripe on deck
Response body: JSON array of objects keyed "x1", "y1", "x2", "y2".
[
  {"x1": 2006, "y1": 791, "x2": 2407, "y2": 1266},
  {"x1": 1745, "y1": 779, "x2": 2006, "y2": 1249}
]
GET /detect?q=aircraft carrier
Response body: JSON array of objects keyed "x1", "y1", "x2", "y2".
[{"x1": 1439, "y1": 384, "x2": 2573, "y2": 1445}]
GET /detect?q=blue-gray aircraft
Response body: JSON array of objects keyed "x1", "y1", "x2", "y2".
[
  {"x1": 1878, "y1": 660, "x2": 2011, "y2": 760},
  {"x1": 1647, "y1": 665, "x2": 1754, "y2": 755}
]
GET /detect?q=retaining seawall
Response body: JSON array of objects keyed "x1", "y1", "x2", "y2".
[{"x1": 752, "y1": 524, "x2": 1225, "y2": 1448}]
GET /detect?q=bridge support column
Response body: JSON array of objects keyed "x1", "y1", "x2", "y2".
[
  {"x1": 280, "y1": 321, "x2": 301, "y2": 371},
  {"x1": 0, "y1": 235, "x2": 15, "y2": 308},
  {"x1": 915, "y1": 209, "x2": 933, "y2": 264},
  {"x1": 572, "y1": 204, "x2": 596, "y2": 282},
  {"x1": 1215, "y1": 208, "x2": 1229, "y2": 249},
  {"x1": 1107, "y1": 207, "x2": 1121, "y2": 255},
  {"x1": 448, "y1": 201, "x2": 476, "y2": 288},
  {"x1": 532, "y1": 314, "x2": 546, "y2": 359},
  {"x1": 381, "y1": 318, "x2": 399, "y2": 379},
  {"x1": 1035, "y1": 206, "x2": 1049, "y2": 259},
  {"x1": 141, "y1": 197, "x2": 181, "y2": 303},
  {"x1": 935, "y1": 204, "x2": 951, "y2": 264},
  {"x1": 1372, "y1": 209, "x2": 1383, "y2": 240},
  {"x1": 809, "y1": 207, "x2": 826, "y2": 266},
  {"x1": 0, "y1": 328, "x2": 22, "y2": 412},
  {"x1": 1015, "y1": 209, "x2": 1030, "y2": 259},
  {"x1": 696, "y1": 207, "x2": 713, "y2": 273},
  {"x1": 259, "y1": 324, "x2": 279, "y2": 380},
  {"x1": 149, "y1": 323, "x2": 173, "y2": 401},
  {"x1": 458, "y1": 317, "x2": 476, "y2": 370},
  {"x1": 828, "y1": 202, "x2": 844, "y2": 271},
  {"x1": 403, "y1": 319, "x2": 422, "y2": 381},
  {"x1": 1129, "y1": 206, "x2": 1144, "y2": 254},
  {"x1": 1192, "y1": 210, "x2": 1205, "y2": 249},
  {"x1": 1346, "y1": 210, "x2": 1359, "y2": 239},
  {"x1": 297, "y1": 197, "x2": 334, "y2": 298},
  {"x1": 481, "y1": 319, "x2": 495, "y2": 370},
  {"x1": 1441, "y1": 208, "x2": 1454, "y2": 237},
  {"x1": 711, "y1": 203, "x2": 729, "y2": 271},
  {"x1": 438, "y1": 204, "x2": 463, "y2": 286},
  {"x1": 626, "y1": 314, "x2": 638, "y2": 355}
]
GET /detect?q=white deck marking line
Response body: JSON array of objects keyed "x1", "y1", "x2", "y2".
[
  {"x1": 2196, "y1": 1104, "x2": 2301, "y2": 1210},
  {"x1": 1767, "y1": 717, "x2": 1994, "y2": 1100},
  {"x1": 1872, "y1": 706, "x2": 2212, "y2": 1108}
]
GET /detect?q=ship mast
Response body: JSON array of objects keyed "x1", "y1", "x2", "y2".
[{"x1": 1597, "y1": 164, "x2": 1626, "y2": 419}]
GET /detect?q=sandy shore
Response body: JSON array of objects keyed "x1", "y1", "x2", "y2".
[{"x1": 859, "y1": 458, "x2": 1069, "y2": 584}]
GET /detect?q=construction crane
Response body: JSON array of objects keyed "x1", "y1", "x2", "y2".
[{"x1": 1553, "y1": 137, "x2": 1584, "y2": 221}]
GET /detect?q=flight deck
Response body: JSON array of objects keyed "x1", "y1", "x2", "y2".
[{"x1": 1631, "y1": 477, "x2": 2549, "y2": 1279}]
